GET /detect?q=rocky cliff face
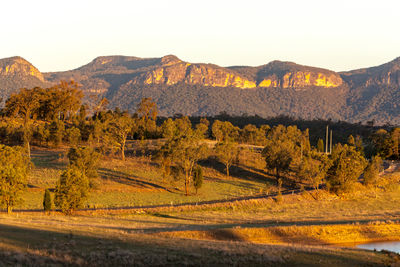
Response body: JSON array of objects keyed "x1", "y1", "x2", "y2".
[
  {"x1": 0, "y1": 57, "x2": 48, "y2": 104},
  {"x1": 46, "y1": 55, "x2": 342, "y2": 91},
  {"x1": 129, "y1": 55, "x2": 257, "y2": 89},
  {"x1": 128, "y1": 56, "x2": 342, "y2": 89},
  {"x1": 255, "y1": 61, "x2": 343, "y2": 88},
  {"x1": 0, "y1": 56, "x2": 44, "y2": 82}
]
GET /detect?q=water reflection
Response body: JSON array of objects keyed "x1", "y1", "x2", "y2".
[{"x1": 357, "y1": 241, "x2": 400, "y2": 253}]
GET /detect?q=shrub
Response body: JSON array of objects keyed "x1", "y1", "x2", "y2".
[
  {"x1": 43, "y1": 188, "x2": 53, "y2": 212},
  {"x1": 364, "y1": 156, "x2": 383, "y2": 187},
  {"x1": 54, "y1": 166, "x2": 89, "y2": 214},
  {"x1": 0, "y1": 145, "x2": 31, "y2": 213},
  {"x1": 65, "y1": 127, "x2": 81, "y2": 146},
  {"x1": 67, "y1": 146, "x2": 100, "y2": 187}
]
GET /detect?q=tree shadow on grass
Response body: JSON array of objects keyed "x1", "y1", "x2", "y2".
[
  {"x1": 269, "y1": 227, "x2": 331, "y2": 246},
  {"x1": 205, "y1": 229, "x2": 246, "y2": 241},
  {"x1": 205, "y1": 176, "x2": 263, "y2": 192},
  {"x1": 0, "y1": 220, "x2": 393, "y2": 266},
  {"x1": 30, "y1": 149, "x2": 67, "y2": 170},
  {"x1": 98, "y1": 167, "x2": 174, "y2": 192},
  {"x1": 199, "y1": 158, "x2": 280, "y2": 188},
  {"x1": 0, "y1": 222, "x2": 193, "y2": 266},
  {"x1": 148, "y1": 212, "x2": 197, "y2": 221}
]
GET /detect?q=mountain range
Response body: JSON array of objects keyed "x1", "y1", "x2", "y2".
[{"x1": 1, "y1": 54, "x2": 400, "y2": 125}]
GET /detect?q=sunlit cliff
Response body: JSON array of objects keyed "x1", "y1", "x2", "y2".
[{"x1": 0, "y1": 56, "x2": 44, "y2": 82}]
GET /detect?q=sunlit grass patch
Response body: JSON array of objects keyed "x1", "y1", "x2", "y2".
[{"x1": 22, "y1": 148, "x2": 270, "y2": 209}]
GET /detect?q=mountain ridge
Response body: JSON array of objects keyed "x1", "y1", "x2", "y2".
[{"x1": 1, "y1": 55, "x2": 400, "y2": 124}]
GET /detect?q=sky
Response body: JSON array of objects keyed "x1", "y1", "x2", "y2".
[{"x1": 1, "y1": 0, "x2": 399, "y2": 72}]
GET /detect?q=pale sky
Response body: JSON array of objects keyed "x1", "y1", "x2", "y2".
[{"x1": 1, "y1": 0, "x2": 399, "y2": 72}]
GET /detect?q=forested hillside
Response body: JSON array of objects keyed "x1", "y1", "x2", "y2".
[{"x1": 1, "y1": 55, "x2": 400, "y2": 124}]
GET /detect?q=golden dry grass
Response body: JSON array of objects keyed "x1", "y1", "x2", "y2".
[
  {"x1": 0, "y1": 212, "x2": 396, "y2": 266},
  {"x1": 158, "y1": 222, "x2": 400, "y2": 246},
  {"x1": 23, "y1": 147, "x2": 272, "y2": 209}
]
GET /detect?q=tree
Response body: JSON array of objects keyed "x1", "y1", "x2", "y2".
[
  {"x1": 214, "y1": 141, "x2": 240, "y2": 177},
  {"x1": 78, "y1": 104, "x2": 88, "y2": 124},
  {"x1": 43, "y1": 188, "x2": 53, "y2": 212},
  {"x1": 0, "y1": 145, "x2": 31, "y2": 213},
  {"x1": 317, "y1": 139, "x2": 324, "y2": 153},
  {"x1": 136, "y1": 97, "x2": 158, "y2": 122},
  {"x1": 347, "y1": 135, "x2": 355, "y2": 146},
  {"x1": 161, "y1": 118, "x2": 177, "y2": 140},
  {"x1": 136, "y1": 98, "x2": 158, "y2": 138},
  {"x1": 326, "y1": 144, "x2": 367, "y2": 193},
  {"x1": 5, "y1": 87, "x2": 42, "y2": 158},
  {"x1": 93, "y1": 97, "x2": 109, "y2": 114},
  {"x1": 160, "y1": 117, "x2": 208, "y2": 195},
  {"x1": 390, "y1": 128, "x2": 400, "y2": 160},
  {"x1": 262, "y1": 140, "x2": 293, "y2": 180},
  {"x1": 67, "y1": 146, "x2": 100, "y2": 187},
  {"x1": 88, "y1": 117, "x2": 105, "y2": 147},
  {"x1": 364, "y1": 156, "x2": 383, "y2": 187},
  {"x1": 212, "y1": 120, "x2": 239, "y2": 142},
  {"x1": 65, "y1": 127, "x2": 81, "y2": 146},
  {"x1": 54, "y1": 166, "x2": 89, "y2": 214},
  {"x1": 33, "y1": 123, "x2": 50, "y2": 147},
  {"x1": 160, "y1": 156, "x2": 172, "y2": 182},
  {"x1": 48, "y1": 119, "x2": 65, "y2": 147},
  {"x1": 297, "y1": 152, "x2": 331, "y2": 190},
  {"x1": 370, "y1": 129, "x2": 391, "y2": 158},
  {"x1": 262, "y1": 125, "x2": 307, "y2": 181},
  {"x1": 37, "y1": 81, "x2": 83, "y2": 121},
  {"x1": 168, "y1": 136, "x2": 208, "y2": 196},
  {"x1": 158, "y1": 118, "x2": 198, "y2": 183},
  {"x1": 196, "y1": 118, "x2": 209, "y2": 139},
  {"x1": 355, "y1": 135, "x2": 364, "y2": 155},
  {"x1": 106, "y1": 111, "x2": 134, "y2": 160},
  {"x1": 193, "y1": 165, "x2": 203, "y2": 194},
  {"x1": 240, "y1": 124, "x2": 267, "y2": 145}
]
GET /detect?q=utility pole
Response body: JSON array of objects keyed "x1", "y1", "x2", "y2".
[{"x1": 330, "y1": 130, "x2": 333, "y2": 154}]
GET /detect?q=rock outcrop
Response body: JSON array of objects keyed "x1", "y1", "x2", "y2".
[
  {"x1": 0, "y1": 56, "x2": 44, "y2": 82},
  {"x1": 129, "y1": 55, "x2": 256, "y2": 89},
  {"x1": 255, "y1": 61, "x2": 343, "y2": 88},
  {"x1": 46, "y1": 55, "x2": 342, "y2": 91}
]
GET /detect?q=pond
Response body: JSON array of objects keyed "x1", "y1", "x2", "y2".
[{"x1": 357, "y1": 241, "x2": 400, "y2": 253}]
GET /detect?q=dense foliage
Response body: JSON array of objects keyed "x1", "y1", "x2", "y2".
[
  {"x1": 43, "y1": 188, "x2": 53, "y2": 212},
  {"x1": 0, "y1": 145, "x2": 30, "y2": 213},
  {"x1": 159, "y1": 117, "x2": 209, "y2": 195},
  {"x1": 67, "y1": 146, "x2": 100, "y2": 187},
  {"x1": 55, "y1": 166, "x2": 90, "y2": 214},
  {"x1": 326, "y1": 144, "x2": 367, "y2": 193}
]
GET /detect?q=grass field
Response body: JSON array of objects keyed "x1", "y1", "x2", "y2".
[
  {"x1": 2, "y1": 146, "x2": 400, "y2": 265},
  {"x1": 21, "y1": 146, "x2": 272, "y2": 209},
  {"x1": 0, "y1": 199, "x2": 399, "y2": 266}
]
